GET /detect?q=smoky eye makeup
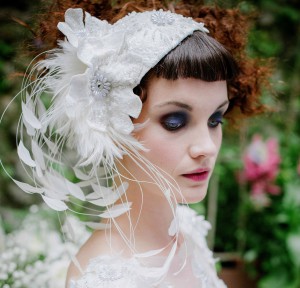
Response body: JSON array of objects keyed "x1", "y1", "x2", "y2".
[
  {"x1": 208, "y1": 111, "x2": 225, "y2": 128},
  {"x1": 160, "y1": 111, "x2": 189, "y2": 132}
]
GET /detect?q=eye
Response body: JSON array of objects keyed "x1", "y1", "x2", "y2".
[
  {"x1": 160, "y1": 112, "x2": 188, "y2": 131},
  {"x1": 208, "y1": 112, "x2": 224, "y2": 128}
]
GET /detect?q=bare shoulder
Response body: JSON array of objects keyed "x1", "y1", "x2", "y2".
[{"x1": 65, "y1": 229, "x2": 128, "y2": 287}]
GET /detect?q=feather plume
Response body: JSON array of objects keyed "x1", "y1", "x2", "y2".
[
  {"x1": 42, "y1": 195, "x2": 68, "y2": 211},
  {"x1": 17, "y1": 141, "x2": 36, "y2": 167},
  {"x1": 135, "y1": 247, "x2": 166, "y2": 258},
  {"x1": 31, "y1": 140, "x2": 46, "y2": 170},
  {"x1": 13, "y1": 179, "x2": 43, "y2": 194},
  {"x1": 84, "y1": 222, "x2": 110, "y2": 230},
  {"x1": 99, "y1": 202, "x2": 132, "y2": 218},
  {"x1": 88, "y1": 182, "x2": 128, "y2": 206},
  {"x1": 21, "y1": 101, "x2": 41, "y2": 130},
  {"x1": 65, "y1": 179, "x2": 85, "y2": 201}
]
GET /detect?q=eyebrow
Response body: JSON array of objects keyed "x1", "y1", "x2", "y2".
[
  {"x1": 154, "y1": 99, "x2": 230, "y2": 111},
  {"x1": 155, "y1": 101, "x2": 192, "y2": 111},
  {"x1": 217, "y1": 100, "x2": 230, "y2": 110}
]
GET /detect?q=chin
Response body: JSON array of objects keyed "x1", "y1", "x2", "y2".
[{"x1": 177, "y1": 186, "x2": 208, "y2": 204}]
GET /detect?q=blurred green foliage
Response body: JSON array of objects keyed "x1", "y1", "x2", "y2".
[
  {"x1": 0, "y1": 3, "x2": 42, "y2": 209},
  {"x1": 210, "y1": 0, "x2": 300, "y2": 287}
]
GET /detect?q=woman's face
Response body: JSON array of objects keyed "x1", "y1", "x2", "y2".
[{"x1": 124, "y1": 77, "x2": 228, "y2": 203}]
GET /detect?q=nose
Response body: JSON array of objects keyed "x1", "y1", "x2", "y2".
[{"x1": 188, "y1": 128, "x2": 219, "y2": 159}]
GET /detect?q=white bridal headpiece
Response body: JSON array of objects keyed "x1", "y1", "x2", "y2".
[
  {"x1": 8, "y1": 9, "x2": 208, "y2": 217},
  {"x1": 0, "y1": 8, "x2": 210, "y2": 282},
  {"x1": 8, "y1": 8, "x2": 208, "y2": 215}
]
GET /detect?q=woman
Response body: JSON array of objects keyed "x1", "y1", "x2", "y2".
[{"x1": 7, "y1": 2, "x2": 268, "y2": 287}]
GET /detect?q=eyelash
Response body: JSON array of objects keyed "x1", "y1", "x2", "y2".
[
  {"x1": 160, "y1": 111, "x2": 225, "y2": 132},
  {"x1": 208, "y1": 112, "x2": 224, "y2": 128},
  {"x1": 160, "y1": 112, "x2": 188, "y2": 131}
]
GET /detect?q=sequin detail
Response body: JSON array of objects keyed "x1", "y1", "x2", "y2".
[
  {"x1": 151, "y1": 10, "x2": 175, "y2": 26},
  {"x1": 90, "y1": 70, "x2": 111, "y2": 100}
]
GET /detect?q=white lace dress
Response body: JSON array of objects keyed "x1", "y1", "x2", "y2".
[{"x1": 69, "y1": 206, "x2": 226, "y2": 288}]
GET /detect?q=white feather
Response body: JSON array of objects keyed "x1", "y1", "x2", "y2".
[
  {"x1": 37, "y1": 97, "x2": 47, "y2": 119},
  {"x1": 31, "y1": 140, "x2": 46, "y2": 170},
  {"x1": 65, "y1": 179, "x2": 85, "y2": 201},
  {"x1": 13, "y1": 179, "x2": 43, "y2": 194},
  {"x1": 168, "y1": 218, "x2": 179, "y2": 237},
  {"x1": 44, "y1": 188, "x2": 67, "y2": 200},
  {"x1": 21, "y1": 101, "x2": 41, "y2": 129},
  {"x1": 116, "y1": 182, "x2": 129, "y2": 194},
  {"x1": 46, "y1": 172, "x2": 68, "y2": 195},
  {"x1": 37, "y1": 98, "x2": 47, "y2": 133},
  {"x1": 23, "y1": 117, "x2": 36, "y2": 136},
  {"x1": 133, "y1": 119, "x2": 149, "y2": 132},
  {"x1": 84, "y1": 222, "x2": 110, "y2": 230},
  {"x1": 17, "y1": 141, "x2": 36, "y2": 167},
  {"x1": 35, "y1": 163, "x2": 44, "y2": 178},
  {"x1": 135, "y1": 247, "x2": 165, "y2": 258},
  {"x1": 42, "y1": 195, "x2": 68, "y2": 211},
  {"x1": 70, "y1": 255, "x2": 84, "y2": 274},
  {"x1": 42, "y1": 135, "x2": 59, "y2": 155},
  {"x1": 73, "y1": 168, "x2": 91, "y2": 181},
  {"x1": 90, "y1": 197, "x2": 115, "y2": 207},
  {"x1": 85, "y1": 191, "x2": 105, "y2": 200},
  {"x1": 162, "y1": 241, "x2": 178, "y2": 271},
  {"x1": 64, "y1": 218, "x2": 76, "y2": 241},
  {"x1": 88, "y1": 182, "x2": 128, "y2": 206},
  {"x1": 164, "y1": 189, "x2": 171, "y2": 201},
  {"x1": 89, "y1": 184, "x2": 112, "y2": 198},
  {"x1": 99, "y1": 202, "x2": 132, "y2": 218},
  {"x1": 147, "y1": 241, "x2": 178, "y2": 281}
]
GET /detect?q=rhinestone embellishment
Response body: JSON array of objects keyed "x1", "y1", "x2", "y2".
[
  {"x1": 90, "y1": 69, "x2": 111, "y2": 99},
  {"x1": 151, "y1": 10, "x2": 174, "y2": 26}
]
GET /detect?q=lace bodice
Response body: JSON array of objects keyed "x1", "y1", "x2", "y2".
[{"x1": 69, "y1": 206, "x2": 226, "y2": 288}]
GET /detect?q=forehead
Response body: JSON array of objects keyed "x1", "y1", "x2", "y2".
[{"x1": 145, "y1": 77, "x2": 228, "y2": 108}]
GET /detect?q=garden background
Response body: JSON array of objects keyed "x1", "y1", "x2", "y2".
[{"x1": 0, "y1": 0, "x2": 299, "y2": 287}]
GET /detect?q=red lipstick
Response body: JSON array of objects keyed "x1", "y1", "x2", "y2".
[{"x1": 182, "y1": 168, "x2": 210, "y2": 182}]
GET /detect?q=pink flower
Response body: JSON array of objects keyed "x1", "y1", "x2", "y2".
[{"x1": 243, "y1": 135, "x2": 281, "y2": 198}]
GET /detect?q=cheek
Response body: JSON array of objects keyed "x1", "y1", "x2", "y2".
[
  {"x1": 145, "y1": 138, "x2": 172, "y2": 166},
  {"x1": 138, "y1": 130, "x2": 177, "y2": 170}
]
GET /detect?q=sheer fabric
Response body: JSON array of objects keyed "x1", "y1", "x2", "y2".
[{"x1": 70, "y1": 206, "x2": 226, "y2": 288}]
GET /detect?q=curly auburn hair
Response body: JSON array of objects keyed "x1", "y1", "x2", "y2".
[{"x1": 33, "y1": 0, "x2": 271, "y2": 123}]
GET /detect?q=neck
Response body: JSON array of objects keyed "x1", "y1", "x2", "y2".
[{"x1": 113, "y1": 181, "x2": 178, "y2": 255}]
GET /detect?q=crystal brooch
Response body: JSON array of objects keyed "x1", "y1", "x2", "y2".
[{"x1": 90, "y1": 70, "x2": 111, "y2": 99}]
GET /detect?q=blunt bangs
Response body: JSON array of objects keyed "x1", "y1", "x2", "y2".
[{"x1": 150, "y1": 31, "x2": 238, "y2": 82}]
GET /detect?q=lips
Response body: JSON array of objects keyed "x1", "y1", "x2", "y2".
[{"x1": 182, "y1": 168, "x2": 210, "y2": 182}]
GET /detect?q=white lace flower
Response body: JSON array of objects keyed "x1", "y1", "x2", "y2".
[
  {"x1": 57, "y1": 8, "x2": 110, "y2": 47},
  {"x1": 151, "y1": 9, "x2": 175, "y2": 26},
  {"x1": 46, "y1": 9, "x2": 143, "y2": 165},
  {"x1": 64, "y1": 62, "x2": 141, "y2": 135}
]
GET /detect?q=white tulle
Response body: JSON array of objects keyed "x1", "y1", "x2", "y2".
[{"x1": 69, "y1": 206, "x2": 227, "y2": 288}]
